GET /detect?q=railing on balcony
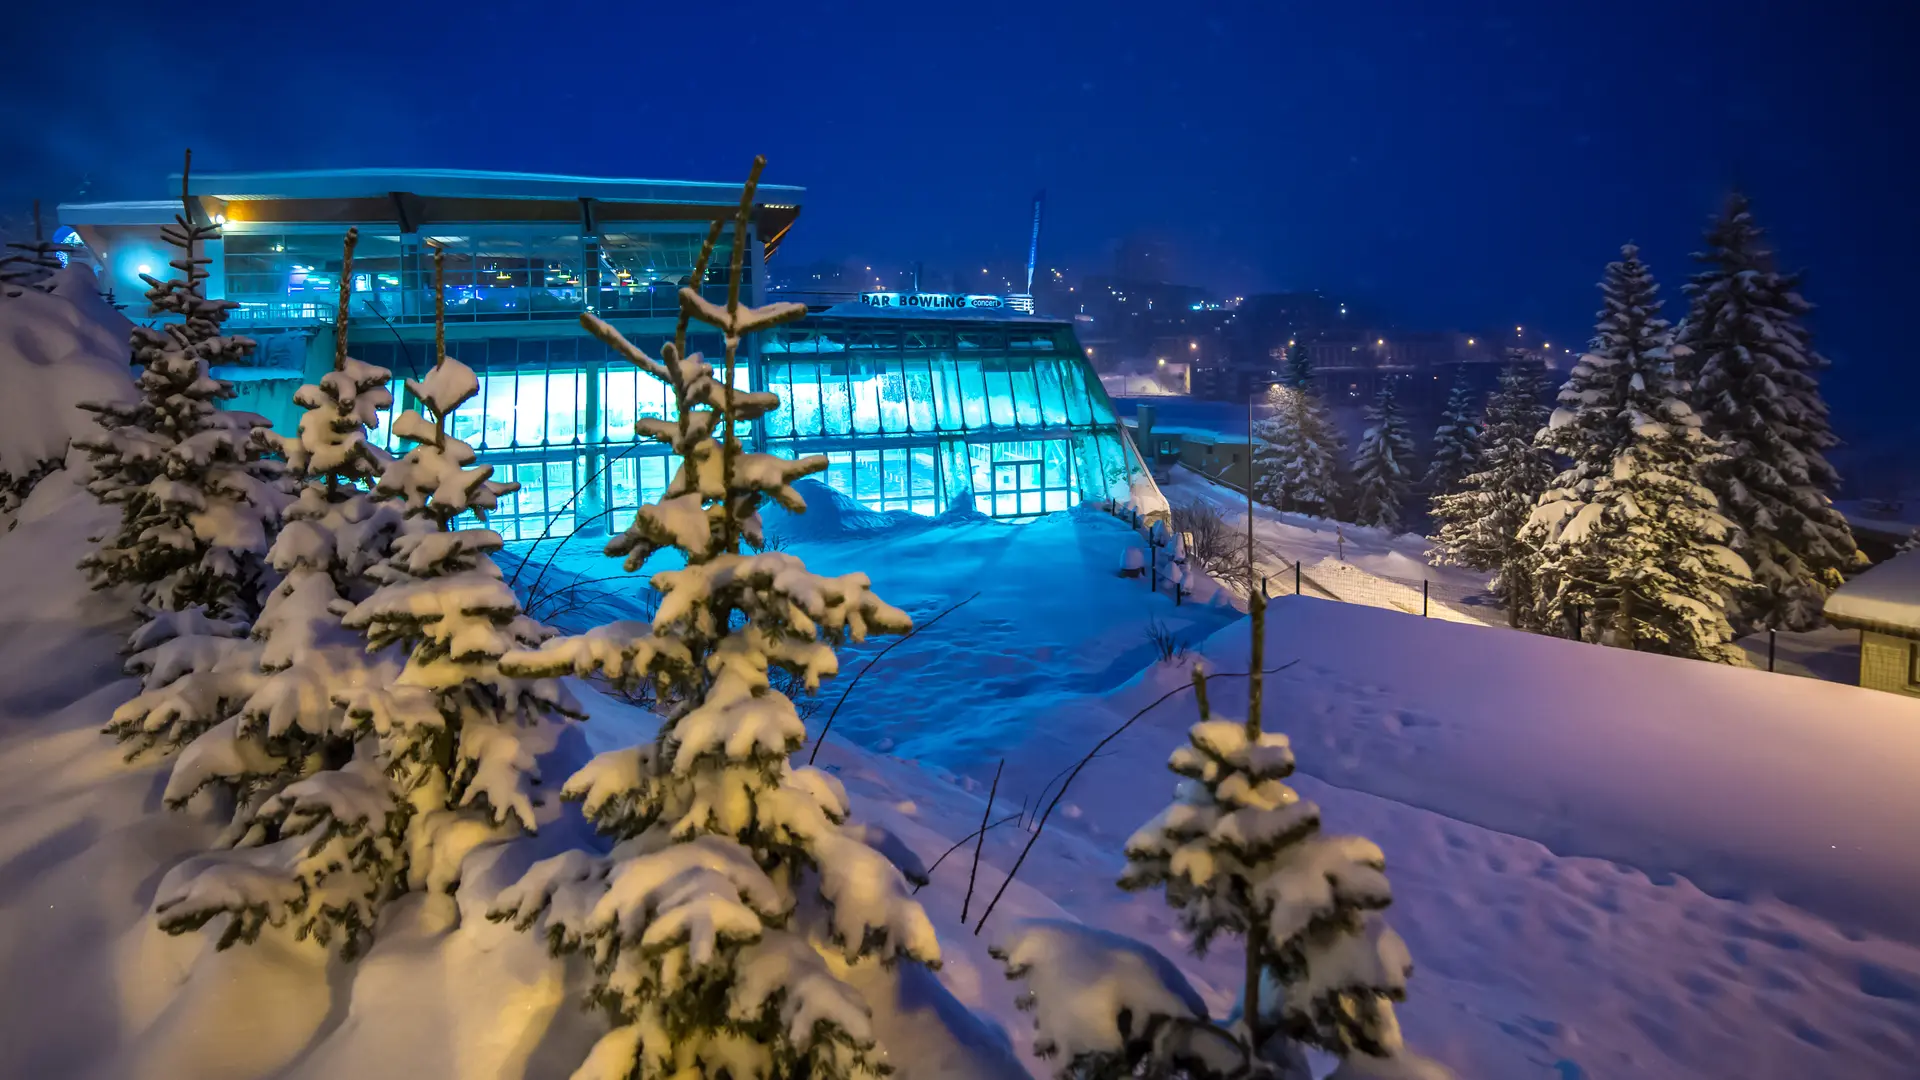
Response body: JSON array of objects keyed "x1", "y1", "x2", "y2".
[{"x1": 223, "y1": 282, "x2": 743, "y2": 330}]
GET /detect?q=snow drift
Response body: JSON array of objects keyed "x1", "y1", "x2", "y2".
[{"x1": 0, "y1": 266, "x2": 135, "y2": 478}]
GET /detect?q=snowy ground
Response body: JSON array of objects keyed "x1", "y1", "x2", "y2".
[
  {"x1": 5, "y1": 457, "x2": 1920, "y2": 1078},
  {"x1": 501, "y1": 484, "x2": 1920, "y2": 1079}
]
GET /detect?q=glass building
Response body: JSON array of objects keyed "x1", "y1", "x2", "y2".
[{"x1": 58, "y1": 169, "x2": 1145, "y2": 537}]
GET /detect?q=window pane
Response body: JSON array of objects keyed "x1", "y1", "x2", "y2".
[
  {"x1": 826, "y1": 451, "x2": 854, "y2": 499},
  {"x1": 789, "y1": 362, "x2": 822, "y2": 437},
  {"x1": 516, "y1": 372, "x2": 548, "y2": 446},
  {"x1": 882, "y1": 448, "x2": 908, "y2": 499},
  {"x1": 851, "y1": 363, "x2": 882, "y2": 434},
  {"x1": 821, "y1": 366, "x2": 852, "y2": 435},
  {"x1": 904, "y1": 359, "x2": 935, "y2": 431},
  {"x1": 1036, "y1": 360, "x2": 1069, "y2": 425},
  {"x1": 855, "y1": 449, "x2": 883, "y2": 500},
  {"x1": 764, "y1": 363, "x2": 794, "y2": 437},
  {"x1": 958, "y1": 361, "x2": 988, "y2": 428},
  {"x1": 877, "y1": 360, "x2": 909, "y2": 433},
  {"x1": 1010, "y1": 365, "x2": 1041, "y2": 427},
  {"x1": 984, "y1": 364, "x2": 1015, "y2": 428}
]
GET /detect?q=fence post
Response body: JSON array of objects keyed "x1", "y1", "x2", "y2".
[
  {"x1": 1422, "y1": 579, "x2": 1430, "y2": 617},
  {"x1": 1151, "y1": 552, "x2": 1158, "y2": 593},
  {"x1": 1295, "y1": 560, "x2": 1301, "y2": 596},
  {"x1": 1768, "y1": 627, "x2": 1777, "y2": 673},
  {"x1": 1262, "y1": 575, "x2": 1269, "y2": 599}
]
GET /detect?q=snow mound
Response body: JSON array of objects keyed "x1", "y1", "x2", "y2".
[
  {"x1": 762, "y1": 477, "x2": 932, "y2": 542},
  {"x1": 0, "y1": 265, "x2": 135, "y2": 476}
]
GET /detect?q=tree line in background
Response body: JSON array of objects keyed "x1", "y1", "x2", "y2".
[
  {"x1": 41, "y1": 150, "x2": 1451, "y2": 1080},
  {"x1": 1251, "y1": 192, "x2": 1859, "y2": 663}
]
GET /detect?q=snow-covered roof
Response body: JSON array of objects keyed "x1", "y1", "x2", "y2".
[{"x1": 1825, "y1": 548, "x2": 1920, "y2": 635}]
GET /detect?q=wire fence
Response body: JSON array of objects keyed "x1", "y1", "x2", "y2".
[{"x1": 1098, "y1": 498, "x2": 1505, "y2": 624}]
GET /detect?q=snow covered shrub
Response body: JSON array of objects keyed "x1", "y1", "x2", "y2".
[
  {"x1": 1117, "y1": 594, "x2": 1448, "y2": 1079},
  {"x1": 1145, "y1": 615, "x2": 1190, "y2": 664},
  {"x1": 75, "y1": 161, "x2": 284, "y2": 619},
  {"x1": 993, "y1": 920, "x2": 1245, "y2": 1080},
  {"x1": 1170, "y1": 500, "x2": 1247, "y2": 582},
  {"x1": 491, "y1": 160, "x2": 938, "y2": 1080},
  {"x1": 1524, "y1": 245, "x2": 1750, "y2": 660}
]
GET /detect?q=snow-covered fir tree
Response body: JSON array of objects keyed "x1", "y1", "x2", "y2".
[
  {"x1": 1422, "y1": 369, "x2": 1483, "y2": 497},
  {"x1": 75, "y1": 154, "x2": 284, "y2": 618},
  {"x1": 1115, "y1": 594, "x2": 1448, "y2": 1079},
  {"x1": 323, "y1": 246, "x2": 578, "y2": 930},
  {"x1": 1285, "y1": 342, "x2": 1313, "y2": 390},
  {"x1": 1682, "y1": 192, "x2": 1860, "y2": 631},
  {"x1": 1349, "y1": 383, "x2": 1416, "y2": 532},
  {"x1": 1525, "y1": 245, "x2": 1750, "y2": 660},
  {"x1": 1430, "y1": 358, "x2": 1554, "y2": 628},
  {"x1": 491, "y1": 161, "x2": 938, "y2": 1080},
  {"x1": 1253, "y1": 354, "x2": 1345, "y2": 518},
  {"x1": 145, "y1": 228, "x2": 415, "y2": 959}
]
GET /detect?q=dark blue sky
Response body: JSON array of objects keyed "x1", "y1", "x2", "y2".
[{"x1": 6, "y1": 1, "x2": 1915, "y2": 460}]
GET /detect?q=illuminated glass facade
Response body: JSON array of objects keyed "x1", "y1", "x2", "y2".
[
  {"x1": 57, "y1": 168, "x2": 1145, "y2": 536},
  {"x1": 344, "y1": 313, "x2": 1138, "y2": 538}
]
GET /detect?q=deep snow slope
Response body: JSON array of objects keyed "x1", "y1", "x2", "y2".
[{"x1": 509, "y1": 496, "x2": 1920, "y2": 1078}]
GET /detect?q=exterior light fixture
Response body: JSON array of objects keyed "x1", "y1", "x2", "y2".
[
  {"x1": 137, "y1": 264, "x2": 152, "y2": 275},
  {"x1": 1159, "y1": 358, "x2": 1166, "y2": 366}
]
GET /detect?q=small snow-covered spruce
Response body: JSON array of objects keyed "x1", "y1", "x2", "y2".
[
  {"x1": 1349, "y1": 383, "x2": 1416, "y2": 532},
  {"x1": 1422, "y1": 369, "x2": 1482, "y2": 497},
  {"x1": 0, "y1": 200, "x2": 71, "y2": 298},
  {"x1": 75, "y1": 149, "x2": 284, "y2": 619},
  {"x1": 149, "y1": 229, "x2": 413, "y2": 960},
  {"x1": 1253, "y1": 377, "x2": 1345, "y2": 518},
  {"x1": 1682, "y1": 192, "x2": 1861, "y2": 632},
  {"x1": 325, "y1": 242, "x2": 578, "y2": 934},
  {"x1": 491, "y1": 158, "x2": 937, "y2": 1080},
  {"x1": 1118, "y1": 594, "x2": 1447, "y2": 1078},
  {"x1": 1431, "y1": 357, "x2": 1554, "y2": 629},
  {"x1": 1524, "y1": 245, "x2": 1750, "y2": 659},
  {"x1": 992, "y1": 920, "x2": 1246, "y2": 1080}
]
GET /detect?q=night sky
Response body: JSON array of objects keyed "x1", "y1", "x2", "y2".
[{"x1": 6, "y1": 2, "x2": 1915, "y2": 464}]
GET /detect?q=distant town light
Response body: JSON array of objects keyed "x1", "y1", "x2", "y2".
[
  {"x1": 1543, "y1": 342, "x2": 1551, "y2": 349},
  {"x1": 1467, "y1": 337, "x2": 1475, "y2": 345},
  {"x1": 1376, "y1": 338, "x2": 1384, "y2": 346},
  {"x1": 1189, "y1": 341, "x2": 1198, "y2": 350},
  {"x1": 1288, "y1": 339, "x2": 1296, "y2": 347},
  {"x1": 1515, "y1": 325, "x2": 1523, "y2": 333},
  {"x1": 1158, "y1": 358, "x2": 1167, "y2": 366}
]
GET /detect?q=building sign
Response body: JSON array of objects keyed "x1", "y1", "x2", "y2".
[{"x1": 860, "y1": 292, "x2": 1036, "y2": 314}]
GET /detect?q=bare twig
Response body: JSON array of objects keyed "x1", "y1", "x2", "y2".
[
  {"x1": 960, "y1": 759, "x2": 1003, "y2": 923},
  {"x1": 807, "y1": 591, "x2": 981, "y2": 765},
  {"x1": 972, "y1": 659, "x2": 1301, "y2": 936},
  {"x1": 912, "y1": 812, "x2": 1022, "y2": 894}
]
